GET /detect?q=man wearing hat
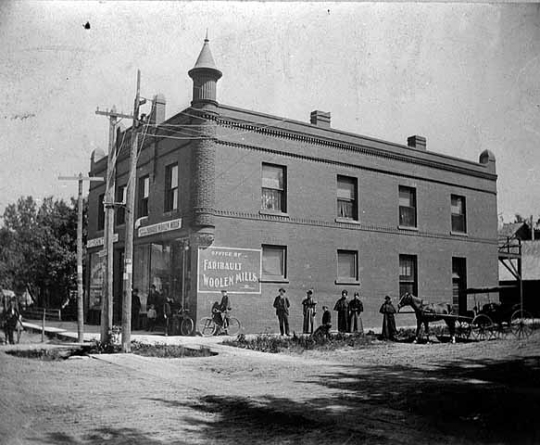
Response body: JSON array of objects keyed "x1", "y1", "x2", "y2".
[
  {"x1": 273, "y1": 287, "x2": 290, "y2": 336},
  {"x1": 334, "y1": 290, "x2": 349, "y2": 333},
  {"x1": 301, "y1": 289, "x2": 317, "y2": 334},
  {"x1": 4, "y1": 297, "x2": 21, "y2": 345},
  {"x1": 217, "y1": 290, "x2": 232, "y2": 334}
]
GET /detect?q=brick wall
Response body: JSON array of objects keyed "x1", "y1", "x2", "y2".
[{"x1": 88, "y1": 105, "x2": 498, "y2": 335}]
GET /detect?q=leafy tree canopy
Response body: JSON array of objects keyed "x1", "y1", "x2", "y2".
[{"x1": 0, "y1": 195, "x2": 86, "y2": 307}]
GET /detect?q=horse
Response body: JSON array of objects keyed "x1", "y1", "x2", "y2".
[{"x1": 397, "y1": 293, "x2": 456, "y2": 344}]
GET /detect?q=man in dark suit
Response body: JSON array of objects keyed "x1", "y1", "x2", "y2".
[{"x1": 273, "y1": 288, "x2": 290, "y2": 336}]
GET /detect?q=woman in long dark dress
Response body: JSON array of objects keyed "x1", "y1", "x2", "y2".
[{"x1": 379, "y1": 295, "x2": 397, "y2": 340}]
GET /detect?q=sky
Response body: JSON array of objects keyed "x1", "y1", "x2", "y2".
[{"x1": 1, "y1": 1, "x2": 539, "y2": 223}]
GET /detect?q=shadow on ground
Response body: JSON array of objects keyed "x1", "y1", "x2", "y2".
[
  {"x1": 150, "y1": 353, "x2": 540, "y2": 445},
  {"x1": 28, "y1": 428, "x2": 191, "y2": 445}
]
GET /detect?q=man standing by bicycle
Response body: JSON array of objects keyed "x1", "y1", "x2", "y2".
[{"x1": 217, "y1": 289, "x2": 231, "y2": 334}]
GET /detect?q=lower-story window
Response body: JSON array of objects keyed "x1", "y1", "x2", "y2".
[
  {"x1": 399, "y1": 254, "x2": 418, "y2": 296},
  {"x1": 337, "y1": 250, "x2": 358, "y2": 282},
  {"x1": 262, "y1": 245, "x2": 287, "y2": 280}
]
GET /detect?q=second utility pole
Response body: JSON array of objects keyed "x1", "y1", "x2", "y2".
[
  {"x1": 122, "y1": 69, "x2": 143, "y2": 353},
  {"x1": 95, "y1": 105, "x2": 133, "y2": 342}
]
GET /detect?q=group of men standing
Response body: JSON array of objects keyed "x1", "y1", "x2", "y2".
[
  {"x1": 272, "y1": 288, "x2": 365, "y2": 336},
  {"x1": 131, "y1": 285, "x2": 176, "y2": 333}
]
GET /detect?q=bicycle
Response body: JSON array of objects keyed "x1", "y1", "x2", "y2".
[
  {"x1": 198, "y1": 312, "x2": 241, "y2": 337},
  {"x1": 171, "y1": 308, "x2": 195, "y2": 336}
]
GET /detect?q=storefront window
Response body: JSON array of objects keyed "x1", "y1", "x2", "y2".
[
  {"x1": 134, "y1": 245, "x2": 150, "y2": 310},
  {"x1": 134, "y1": 242, "x2": 189, "y2": 313},
  {"x1": 150, "y1": 243, "x2": 171, "y2": 297}
]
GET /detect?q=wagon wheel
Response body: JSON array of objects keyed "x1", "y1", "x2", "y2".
[
  {"x1": 470, "y1": 314, "x2": 493, "y2": 341},
  {"x1": 510, "y1": 309, "x2": 534, "y2": 339},
  {"x1": 455, "y1": 319, "x2": 472, "y2": 340}
]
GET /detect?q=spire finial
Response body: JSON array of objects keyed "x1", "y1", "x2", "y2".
[{"x1": 205, "y1": 28, "x2": 209, "y2": 42}]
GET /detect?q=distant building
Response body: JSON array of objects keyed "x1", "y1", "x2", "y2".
[
  {"x1": 86, "y1": 38, "x2": 499, "y2": 332},
  {"x1": 499, "y1": 223, "x2": 540, "y2": 314}
]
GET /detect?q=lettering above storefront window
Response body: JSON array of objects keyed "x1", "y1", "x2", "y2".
[
  {"x1": 198, "y1": 247, "x2": 262, "y2": 294},
  {"x1": 87, "y1": 233, "x2": 119, "y2": 249},
  {"x1": 138, "y1": 219, "x2": 182, "y2": 238}
]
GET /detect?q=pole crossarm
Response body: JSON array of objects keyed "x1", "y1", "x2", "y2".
[
  {"x1": 59, "y1": 176, "x2": 104, "y2": 182},
  {"x1": 95, "y1": 108, "x2": 134, "y2": 120}
]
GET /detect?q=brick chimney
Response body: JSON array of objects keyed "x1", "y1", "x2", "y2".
[
  {"x1": 149, "y1": 94, "x2": 166, "y2": 125},
  {"x1": 310, "y1": 110, "x2": 331, "y2": 128},
  {"x1": 407, "y1": 135, "x2": 426, "y2": 150}
]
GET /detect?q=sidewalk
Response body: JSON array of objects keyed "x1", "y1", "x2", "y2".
[
  {"x1": 21, "y1": 317, "x2": 383, "y2": 347},
  {"x1": 20, "y1": 318, "x2": 228, "y2": 347}
]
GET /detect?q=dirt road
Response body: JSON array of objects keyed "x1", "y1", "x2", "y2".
[{"x1": 1, "y1": 333, "x2": 539, "y2": 445}]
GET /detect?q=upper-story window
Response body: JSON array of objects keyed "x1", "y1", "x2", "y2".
[
  {"x1": 337, "y1": 176, "x2": 358, "y2": 220},
  {"x1": 262, "y1": 163, "x2": 286, "y2": 213},
  {"x1": 97, "y1": 194, "x2": 105, "y2": 231},
  {"x1": 399, "y1": 186, "x2": 417, "y2": 228},
  {"x1": 164, "y1": 163, "x2": 178, "y2": 213},
  {"x1": 138, "y1": 175, "x2": 150, "y2": 218},
  {"x1": 116, "y1": 185, "x2": 126, "y2": 226},
  {"x1": 451, "y1": 195, "x2": 467, "y2": 233}
]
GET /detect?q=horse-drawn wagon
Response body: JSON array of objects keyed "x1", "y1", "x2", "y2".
[{"x1": 397, "y1": 292, "x2": 539, "y2": 343}]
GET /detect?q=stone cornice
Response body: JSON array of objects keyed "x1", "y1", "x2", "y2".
[
  {"x1": 215, "y1": 139, "x2": 497, "y2": 196},
  {"x1": 214, "y1": 209, "x2": 498, "y2": 246},
  {"x1": 216, "y1": 117, "x2": 496, "y2": 182}
]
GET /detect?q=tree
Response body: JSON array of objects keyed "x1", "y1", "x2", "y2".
[{"x1": 0, "y1": 195, "x2": 85, "y2": 308}]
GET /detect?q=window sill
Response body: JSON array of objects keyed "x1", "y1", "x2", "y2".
[
  {"x1": 335, "y1": 218, "x2": 360, "y2": 225},
  {"x1": 450, "y1": 231, "x2": 468, "y2": 237},
  {"x1": 335, "y1": 279, "x2": 360, "y2": 286},
  {"x1": 398, "y1": 225, "x2": 418, "y2": 232},
  {"x1": 260, "y1": 278, "x2": 290, "y2": 284},
  {"x1": 259, "y1": 210, "x2": 290, "y2": 218}
]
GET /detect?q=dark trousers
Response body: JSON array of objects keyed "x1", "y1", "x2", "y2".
[
  {"x1": 349, "y1": 312, "x2": 363, "y2": 333},
  {"x1": 147, "y1": 317, "x2": 156, "y2": 332},
  {"x1": 5, "y1": 327, "x2": 15, "y2": 344},
  {"x1": 277, "y1": 313, "x2": 289, "y2": 335},
  {"x1": 131, "y1": 310, "x2": 140, "y2": 330}
]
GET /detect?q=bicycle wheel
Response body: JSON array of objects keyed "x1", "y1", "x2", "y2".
[
  {"x1": 181, "y1": 317, "x2": 195, "y2": 336},
  {"x1": 223, "y1": 317, "x2": 241, "y2": 336},
  {"x1": 198, "y1": 317, "x2": 216, "y2": 337}
]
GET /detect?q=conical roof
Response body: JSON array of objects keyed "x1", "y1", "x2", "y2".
[{"x1": 189, "y1": 37, "x2": 222, "y2": 79}]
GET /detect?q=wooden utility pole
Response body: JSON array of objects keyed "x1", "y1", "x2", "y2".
[
  {"x1": 59, "y1": 174, "x2": 104, "y2": 342},
  {"x1": 122, "y1": 69, "x2": 143, "y2": 353},
  {"x1": 95, "y1": 106, "x2": 133, "y2": 342}
]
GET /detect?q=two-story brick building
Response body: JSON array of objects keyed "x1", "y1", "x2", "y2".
[{"x1": 87, "y1": 37, "x2": 499, "y2": 333}]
